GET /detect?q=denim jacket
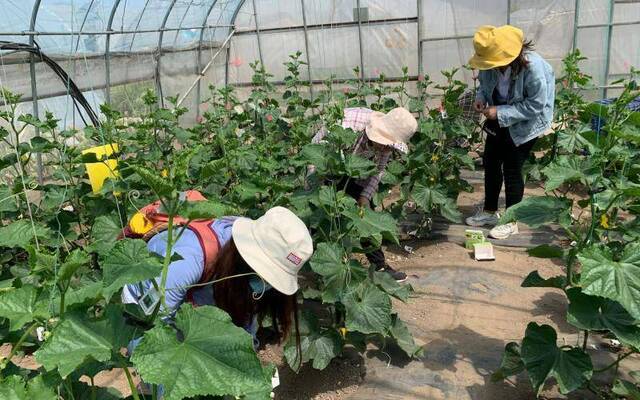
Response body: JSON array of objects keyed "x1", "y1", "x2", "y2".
[{"x1": 476, "y1": 51, "x2": 555, "y2": 146}]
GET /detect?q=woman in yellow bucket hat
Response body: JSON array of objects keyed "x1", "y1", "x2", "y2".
[{"x1": 465, "y1": 25, "x2": 555, "y2": 240}]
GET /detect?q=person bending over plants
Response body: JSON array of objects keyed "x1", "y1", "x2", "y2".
[
  {"x1": 307, "y1": 107, "x2": 417, "y2": 282},
  {"x1": 122, "y1": 204, "x2": 312, "y2": 380},
  {"x1": 465, "y1": 25, "x2": 555, "y2": 239}
]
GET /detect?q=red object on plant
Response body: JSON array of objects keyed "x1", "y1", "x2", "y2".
[
  {"x1": 373, "y1": 67, "x2": 381, "y2": 76},
  {"x1": 417, "y1": 74, "x2": 425, "y2": 82},
  {"x1": 230, "y1": 57, "x2": 243, "y2": 67},
  {"x1": 343, "y1": 88, "x2": 350, "y2": 94},
  {"x1": 196, "y1": 115, "x2": 203, "y2": 123},
  {"x1": 266, "y1": 114, "x2": 273, "y2": 122},
  {"x1": 225, "y1": 102, "x2": 232, "y2": 110}
]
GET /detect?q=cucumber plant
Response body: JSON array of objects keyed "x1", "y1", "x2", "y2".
[{"x1": 493, "y1": 54, "x2": 640, "y2": 398}]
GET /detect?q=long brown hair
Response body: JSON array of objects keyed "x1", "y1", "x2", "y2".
[
  {"x1": 212, "y1": 239, "x2": 301, "y2": 348},
  {"x1": 507, "y1": 39, "x2": 535, "y2": 76}
]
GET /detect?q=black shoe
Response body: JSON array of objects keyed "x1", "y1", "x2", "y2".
[{"x1": 377, "y1": 265, "x2": 408, "y2": 283}]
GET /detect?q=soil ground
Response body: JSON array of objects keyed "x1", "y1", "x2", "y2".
[{"x1": 2, "y1": 172, "x2": 638, "y2": 399}]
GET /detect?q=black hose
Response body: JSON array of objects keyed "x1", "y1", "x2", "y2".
[{"x1": 0, "y1": 40, "x2": 101, "y2": 127}]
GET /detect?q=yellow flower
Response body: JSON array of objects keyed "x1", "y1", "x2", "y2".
[
  {"x1": 600, "y1": 214, "x2": 609, "y2": 229},
  {"x1": 339, "y1": 327, "x2": 347, "y2": 339},
  {"x1": 431, "y1": 155, "x2": 439, "y2": 162},
  {"x1": 161, "y1": 169, "x2": 168, "y2": 178}
]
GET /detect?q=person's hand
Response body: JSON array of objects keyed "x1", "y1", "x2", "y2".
[
  {"x1": 473, "y1": 100, "x2": 486, "y2": 112},
  {"x1": 357, "y1": 196, "x2": 369, "y2": 207},
  {"x1": 482, "y1": 106, "x2": 498, "y2": 120}
]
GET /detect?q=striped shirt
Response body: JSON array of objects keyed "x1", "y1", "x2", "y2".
[{"x1": 310, "y1": 108, "x2": 406, "y2": 201}]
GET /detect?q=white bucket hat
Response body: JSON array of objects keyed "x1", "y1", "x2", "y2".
[
  {"x1": 365, "y1": 107, "x2": 418, "y2": 153},
  {"x1": 232, "y1": 207, "x2": 313, "y2": 295}
]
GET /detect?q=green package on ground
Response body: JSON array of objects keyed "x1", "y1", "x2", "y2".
[{"x1": 465, "y1": 229, "x2": 486, "y2": 250}]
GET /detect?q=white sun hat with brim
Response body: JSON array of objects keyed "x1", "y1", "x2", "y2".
[
  {"x1": 232, "y1": 206, "x2": 313, "y2": 295},
  {"x1": 365, "y1": 107, "x2": 418, "y2": 154}
]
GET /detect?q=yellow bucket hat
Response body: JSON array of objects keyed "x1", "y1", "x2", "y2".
[{"x1": 469, "y1": 25, "x2": 524, "y2": 70}]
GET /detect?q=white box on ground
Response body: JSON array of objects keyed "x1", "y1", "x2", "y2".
[{"x1": 473, "y1": 242, "x2": 495, "y2": 261}]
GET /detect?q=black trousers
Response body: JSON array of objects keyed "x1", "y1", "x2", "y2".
[
  {"x1": 342, "y1": 179, "x2": 387, "y2": 269},
  {"x1": 483, "y1": 120, "x2": 537, "y2": 212}
]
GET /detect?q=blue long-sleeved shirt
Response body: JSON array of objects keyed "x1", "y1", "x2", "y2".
[{"x1": 124, "y1": 216, "x2": 237, "y2": 312}]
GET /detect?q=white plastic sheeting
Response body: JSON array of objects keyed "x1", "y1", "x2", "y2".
[
  {"x1": 228, "y1": 0, "x2": 639, "y2": 95},
  {"x1": 0, "y1": 0, "x2": 638, "y2": 128}
]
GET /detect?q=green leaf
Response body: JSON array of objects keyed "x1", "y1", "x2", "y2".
[
  {"x1": 309, "y1": 243, "x2": 366, "y2": 303},
  {"x1": 131, "y1": 165, "x2": 175, "y2": 197},
  {"x1": 344, "y1": 154, "x2": 376, "y2": 178},
  {"x1": 89, "y1": 215, "x2": 122, "y2": 255},
  {"x1": 527, "y1": 244, "x2": 564, "y2": 259},
  {"x1": 0, "y1": 285, "x2": 50, "y2": 331},
  {"x1": 284, "y1": 313, "x2": 343, "y2": 371},
  {"x1": 542, "y1": 156, "x2": 587, "y2": 191},
  {"x1": 35, "y1": 305, "x2": 136, "y2": 378},
  {"x1": 131, "y1": 304, "x2": 272, "y2": 400},
  {"x1": 0, "y1": 220, "x2": 52, "y2": 249},
  {"x1": 520, "y1": 322, "x2": 592, "y2": 395},
  {"x1": 373, "y1": 271, "x2": 411, "y2": 302},
  {"x1": 521, "y1": 271, "x2": 567, "y2": 289},
  {"x1": 0, "y1": 375, "x2": 57, "y2": 400},
  {"x1": 411, "y1": 183, "x2": 447, "y2": 210},
  {"x1": 0, "y1": 185, "x2": 18, "y2": 212},
  {"x1": 343, "y1": 282, "x2": 392, "y2": 334},
  {"x1": 491, "y1": 342, "x2": 525, "y2": 382},
  {"x1": 439, "y1": 198, "x2": 463, "y2": 223},
  {"x1": 101, "y1": 239, "x2": 163, "y2": 300},
  {"x1": 566, "y1": 288, "x2": 640, "y2": 349},
  {"x1": 612, "y1": 379, "x2": 640, "y2": 400},
  {"x1": 390, "y1": 314, "x2": 422, "y2": 357},
  {"x1": 342, "y1": 207, "x2": 399, "y2": 246},
  {"x1": 300, "y1": 144, "x2": 329, "y2": 172},
  {"x1": 500, "y1": 196, "x2": 570, "y2": 228},
  {"x1": 578, "y1": 243, "x2": 640, "y2": 320},
  {"x1": 58, "y1": 249, "x2": 90, "y2": 283}
]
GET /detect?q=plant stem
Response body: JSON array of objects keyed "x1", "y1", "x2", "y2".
[
  {"x1": 159, "y1": 212, "x2": 174, "y2": 310},
  {"x1": 582, "y1": 330, "x2": 588, "y2": 351},
  {"x1": 3, "y1": 322, "x2": 38, "y2": 369},
  {"x1": 593, "y1": 350, "x2": 636, "y2": 373},
  {"x1": 121, "y1": 361, "x2": 141, "y2": 400},
  {"x1": 91, "y1": 377, "x2": 96, "y2": 400}
]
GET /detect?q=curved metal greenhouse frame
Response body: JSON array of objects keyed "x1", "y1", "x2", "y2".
[{"x1": 0, "y1": 0, "x2": 637, "y2": 126}]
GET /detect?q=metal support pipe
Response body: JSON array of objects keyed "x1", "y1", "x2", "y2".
[
  {"x1": 156, "y1": 0, "x2": 179, "y2": 107},
  {"x1": 171, "y1": 0, "x2": 197, "y2": 48},
  {"x1": 420, "y1": 34, "x2": 474, "y2": 43},
  {"x1": 507, "y1": 0, "x2": 511, "y2": 24},
  {"x1": 223, "y1": 0, "x2": 249, "y2": 96},
  {"x1": 128, "y1": 0, "x2": 152, "y2": 52},
  {"x1": 233, "y1": 16, "x2": 417, "y2": 35},
  {"x1": 0, "y1": 25, "x2": 235, "y2": 36},
  {"x1": 251, "y1": 0, "x2": 264, "y2": 66},
  {"x1": 74, "y1": 0, "x2": 97, "y2": 51},
  {"x1": 572, "y1": 0, "x2": 580, "y2": 51},
  {"x1": 300, "y1": 0, "x2": 313, "y2": 98},
  {"x1": 577, "y1": 20, "x2": 640, "y2": 29},
  {"x1": 105, "y1": 0, "x2": 123, "y2": 104},
  {"x1": 417, "y1": 0, "x2": 423, "y2": 76},
  {"x1": 196, "y1": 0, "x2": 221, "y2": 121},
  {"x1": 29, "y1": 0, "x2": 43, "y2": 183},
  {"x1": 603, "y1": 0, "x2": 615, "y2": 98},
  {"x1": 177, "y1": 30, "x2": 235, "y2": 108},
  {"x1": 356, "y1": 0, "x2": 365, "y2": 80}
]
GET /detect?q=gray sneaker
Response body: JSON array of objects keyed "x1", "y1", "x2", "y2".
[{"x1": 465, "y1": 209, "x2": 500, "y2": 227}]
